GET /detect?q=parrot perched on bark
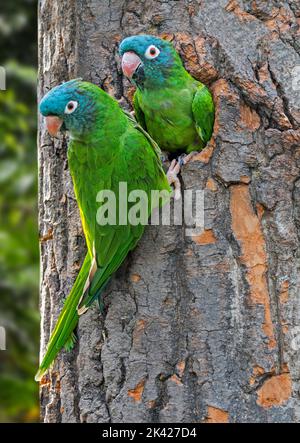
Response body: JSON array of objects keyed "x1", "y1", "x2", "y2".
[
  {"x1": 36, "y1": 79, "x2": 171, "y2": 381},
  {"x1": 119, "y1": 35, "x2": 215, "y2": 193}
]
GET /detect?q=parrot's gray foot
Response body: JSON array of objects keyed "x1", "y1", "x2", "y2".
[
  {"x1": 177, "y1": 151, "x2": 198, "y2": 167},
  {"x1": 167, "y1": 159, "x2": 182, "y2": 200}
]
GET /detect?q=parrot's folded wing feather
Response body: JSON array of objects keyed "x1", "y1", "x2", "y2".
[
  {"x1": 77, "y1": 226, "x2": 138, "y2": 312},
  {"x1": 78, "y1": 125, "x2": 170, "y2": 313},
  {"x1": 192, "y1": 84, "x2": 215, "y2": 145},
  {"x1": 125, "y1": 109, "x2": 166, "y2": 180}
]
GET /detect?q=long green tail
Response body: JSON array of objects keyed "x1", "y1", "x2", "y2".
[{"x1": 35, "y1": 253, "x2": 92, "y2": 381}]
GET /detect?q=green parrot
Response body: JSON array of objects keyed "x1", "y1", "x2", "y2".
[
  {"x1": 36, "y1": 79, "x2": 171, "y2": 381},
  {"x1": 119, "y1": 35, "x2": 215, "y2": 193}
]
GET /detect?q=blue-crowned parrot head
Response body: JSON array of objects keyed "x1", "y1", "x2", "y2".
[
  {"x1": 119, "y1": 35, "x2": 181, "y2": 88},
  {"x1": 39, "y1": 79, "x2": 99, "y2": 138}
]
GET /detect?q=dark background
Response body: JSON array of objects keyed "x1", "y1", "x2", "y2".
[{"x1": 0, "y1": 0, "x2": 39, "y2": 422}]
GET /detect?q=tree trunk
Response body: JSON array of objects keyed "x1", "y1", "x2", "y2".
[{"x1": 38, "y1": 0, "x2": 300, "y2": 423}]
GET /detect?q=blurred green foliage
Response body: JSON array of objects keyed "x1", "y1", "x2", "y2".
[{"x1": 0, "y1": 0, "x2": 39, "y2": 422}]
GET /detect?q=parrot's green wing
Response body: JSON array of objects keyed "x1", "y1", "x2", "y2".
[
  {"x1": 125, "y1": 110, "x2": 165, "y2": 173},
  {"x1": 192, "y1": 84, "x2": 215, "y2": 145},
  {"x1": 77, "y1": 124, "x2": 170, "y2": 312},
  {"x1": 133, "y1": 90, "x2": 147, "y2": 130}
]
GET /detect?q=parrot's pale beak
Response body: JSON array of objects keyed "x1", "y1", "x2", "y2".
[
  {"x1": 45, "y1": 115, "x2": 63, "y2": 137},
  {"x1": 122, "y1": 51, "x2": 142, "y2": 79}
]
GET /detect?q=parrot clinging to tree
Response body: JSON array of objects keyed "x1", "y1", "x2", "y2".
[
  {"x1": 119, "y1": 35, "x2": 215, "y2": 196},
  {"x1": 36, "y1": 79, "x2": 171, "y2": 381}
]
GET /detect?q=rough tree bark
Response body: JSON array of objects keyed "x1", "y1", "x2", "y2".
[{"x1": 38, "y1": 0, "x2": 300, "y2": 423}]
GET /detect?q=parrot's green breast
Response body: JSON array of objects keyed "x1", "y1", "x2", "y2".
[
  {"x1": 137, "y1": 83, "x2": 204, "y2": 154},
  {"x1": 67, "y1": 141, "x2": 105, "y2": 255}
]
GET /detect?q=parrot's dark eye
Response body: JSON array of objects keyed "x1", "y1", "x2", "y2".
[
  {"x1": 65, "y1": 100, "x2": 78, "y2": 114},
  {"x1": 145, "y1": 45, "x2": 160, "y2": 60}
]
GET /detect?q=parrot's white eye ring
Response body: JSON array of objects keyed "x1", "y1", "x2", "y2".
[
  {"x1": 65, "y1": 100, "x2": 78, "y2": 114},
  {"x1": 145, "y1": 45, "x2": 160, "y2": 60}
]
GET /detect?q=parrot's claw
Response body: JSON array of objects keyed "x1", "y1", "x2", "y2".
[
  {"x1": 167, "y1": 159, "x2": 182, "y2": 200},
  {"x1": 177, "y1": 151, "x2": 198, "y2": 167},
  {"x1": 167, "y1": 151, "x2": 199, "y2": 200}
]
